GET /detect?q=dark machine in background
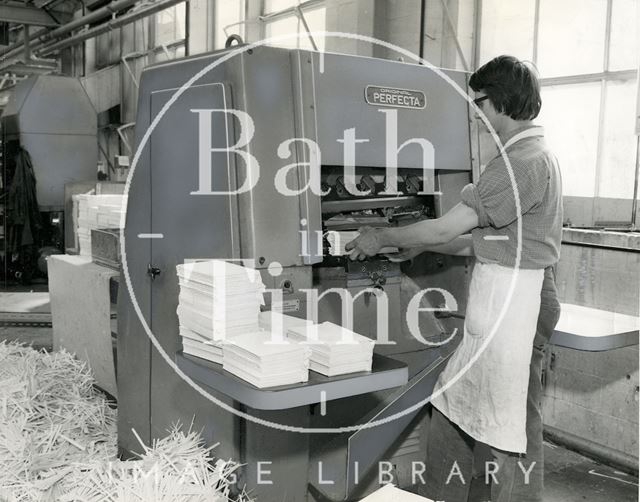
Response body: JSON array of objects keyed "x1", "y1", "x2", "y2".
[
  {"x1": 0, "y1": 75, "x2": 98, "y2": 284},
  {"x1": 119, "y1": 45, "x2": 476, "y2": 501}
]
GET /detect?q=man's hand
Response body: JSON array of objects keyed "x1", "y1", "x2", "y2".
[{"x1": 345, "y1": 226, "x2": 384, "y2": 261}]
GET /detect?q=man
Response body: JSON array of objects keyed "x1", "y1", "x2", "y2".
[{"x1": 346, "y1": 55, "x2": 562, "y2": 501}]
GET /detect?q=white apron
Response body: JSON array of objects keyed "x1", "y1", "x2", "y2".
[
  {"x1": 430, "y1": 262, "x2": 543, "y2": 453},
  {"x1": 430, "y1": 126, "x2": 548, "y2": 453}
]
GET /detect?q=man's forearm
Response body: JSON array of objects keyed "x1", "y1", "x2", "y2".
[
  {"x1": 346, "y1": 202, "x2": 478, "y2": 259},
  {"x1": 378, "y1": 219, "x2": 452, "y2": 249},
  {"x1": 377, "y1": 202, "x2": 479, "y2": 251},
  {"x1": 401, "y1": 235, "x2": 475, "y2": 257},
  {"x1": 425, "y1": 235, "x2": 474, "y2": 256}
]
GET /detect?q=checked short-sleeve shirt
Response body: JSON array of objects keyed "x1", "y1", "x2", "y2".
[{"x1": 460, "y1": 126, "x2": 563, "y2": 269}]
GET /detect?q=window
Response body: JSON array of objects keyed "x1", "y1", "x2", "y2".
[
  {"x1": 479, "y1": 0, "x2": 536, "y2": 64},
  {"x1": 609, "y1": 0, "x2": 639, "y2": 71},
  {"x1": 537, "y1": 82, "x2": 601, "y2": 197},
  {"x1": 265, "y1": 15, "x2": 299, "y2": 49},
  {"x1": 599, "y1": 79, "x2": 638, "y2": 199},
  {"x1": 263, "y1": 0, "x2": 326, "y2": 51},
  {"x1": 215, "y1": 0, "x2": 245, "y2": 49},
  {"x1": 155, "y1": 2, "x2": 186, "y2": 46},
  {"x1": 265, "y1": 0, "x2": 298, "y2": 13},
  {"x1": 153, "y1": 2, "x2": 186, "y2": 60},
  {"x1": 537, "y1": 0, "x2": 607, "y2": 77},
  {"x1": 479, "y1": 0, "x2": 639, "y2": 224}
]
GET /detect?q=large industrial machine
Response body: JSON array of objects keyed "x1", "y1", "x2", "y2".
[
  {"x1": 1, "y1": 76, "x2": 98, "y2": 283},
  {"x1": 118, "y1": 45, "x2": 476, "y2": 501}
]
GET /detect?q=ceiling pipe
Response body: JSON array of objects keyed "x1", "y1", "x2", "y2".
[
  {"x1": 1, "y1": 26, "x2": 48, "y2": 56},
  {"x1": 0, "y1": 0, "x2": 140, "y2": 60},
  {"x1": 23, "y1": 25, "x2": 31, "y2": 60},
  {"x1": 38, "y1": 0, "x2": 184, "y2": 55},
  {"x1": 0, "y1": 0, "x2": 67, "y2": 54},
  {"x1": 418, "y1": 0, "x2": 426, "y2": 62}
]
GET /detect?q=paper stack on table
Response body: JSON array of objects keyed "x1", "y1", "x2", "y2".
[
  {"x1": 223, "y1": 331, "x2": 311, "y2": 388},
  {"x1": 179, "y1": 326, "x2": 224, "y2": 363},
  {"x1": 176, "y1": 261, "x2": 266, "y2": 363},
  {"x1": 259, "y1": 310, "x2": 313, "y2": 337},
  {"x1": 287, "y1": 321, "x2": 375, "y2": 376},
  {"x1": 326, "y1": 230, "x2": 398, "y2": 256},
  {"x1": 74, "y1": 194, "x2": 126, "y2": 256}
]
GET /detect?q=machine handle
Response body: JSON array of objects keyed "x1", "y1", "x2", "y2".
[
  {"x1": 147, "y1": 264, "x2": 161, "y2": 280},
  {"x1": 225, "y1": 34, "x2": 244, "y2": 48}
]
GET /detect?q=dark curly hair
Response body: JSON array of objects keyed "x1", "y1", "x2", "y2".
[{"x1": 469, "y1": 55, "x2": 542, "y2": 120}]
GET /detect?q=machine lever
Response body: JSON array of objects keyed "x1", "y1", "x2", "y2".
[
  {"x1": 147, "y1": 264, "x2": 161, "y2": 280},
  {"x1": 369, "y1": 271, "x2": 386, "y2": 290}
]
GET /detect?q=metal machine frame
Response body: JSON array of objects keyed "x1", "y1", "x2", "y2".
[{"x1": 119, "y1": 45, "x2": 476, "y2": 501}]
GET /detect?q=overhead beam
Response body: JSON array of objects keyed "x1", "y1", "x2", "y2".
[
  {"x1": 2, "y1": 62, "x2": 58, "y2": 75},
  {"x1": 0, "y1": 0, "x2": 140, "y2": 60},
  {"x1": 39, "y1": 0, "x2": 186, "y2": 54},
  {"x1": 0, "y1": 2, "x2": 60, "y2": 27}
]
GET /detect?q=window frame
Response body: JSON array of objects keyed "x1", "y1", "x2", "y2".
[
  {"x1": 150, "y1": 1, "x2": 188, "y2": 60},
  {"x1": 214, "y1": 0, "x2": 247, "y2": 50},
  {"x1": 260, "y1": 0, "x2": 326, "y2": 51},
  {"x1": 477, "y1": 0, "x2": 639, "y2": 227}
]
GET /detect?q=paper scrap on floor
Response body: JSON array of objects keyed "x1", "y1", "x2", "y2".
[{"x1": 359, "y1": 484, "x2": 435, "y2": 501}]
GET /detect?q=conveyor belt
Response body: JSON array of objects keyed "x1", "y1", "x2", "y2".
[{"x1": 0, "y1": 312, "x2": 52, "y2": 327}]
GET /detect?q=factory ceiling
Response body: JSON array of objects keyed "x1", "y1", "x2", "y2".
[
  {"x1": 0, "y1": 0, "x2": 118, "y2": 89},
  {"x1": 0, "y1": 0, "x2": 79, "y2": 29}
]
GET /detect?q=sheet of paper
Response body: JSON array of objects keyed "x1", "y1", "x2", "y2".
[{"x1": 359, "y1": 484, "x2": 435, "y2": 502}]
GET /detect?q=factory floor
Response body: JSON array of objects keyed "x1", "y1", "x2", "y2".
[
  {"x1": 0, "y1": 322, "x2": 638, "y2": 502},
  {"x1": 544, "y1": 444, "x2": 638, "y2": 501},
  {"x1": 467, "y1": 441, "x2": 639, "y2": 501}
]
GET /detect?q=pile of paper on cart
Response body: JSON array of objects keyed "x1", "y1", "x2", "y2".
[
  {"x1": 74, "y1": 194, "x2": 126, "y2": 256},
  {"x1": 223, "y1": 331, "x2": 311, "y2": 388},
  {"x1": 287, "y1": 321, "x2": 375, "y2": 376},
  {"x1": 176, "y1": 260, "x2": 265, "y2": 363}
]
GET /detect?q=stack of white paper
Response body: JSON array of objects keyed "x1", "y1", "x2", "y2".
[
  {"x1": 180, "y1": 326, "x2": 224, "y2": 363},
  {"x1": 176, "y1": 260, "x2": 266, "y2": 363},
  {"x1": 359, "y1": 484, "x2": 434, "y2": 502},
  {"x1": 287, "y1": 321, "x2": 375, "y2": 376},
  {"x1": 259, "y1": 310, "x2": 313, "y2": 338},
  {"x1": 73, "y1": 194, "x2": 126, "y2": 256},
  {"x1": 223, "y1": 331, "x2": 310, "y2": 388},
  {"x1": 326, "y1": 230, "x2": 398, "y2": 256}
]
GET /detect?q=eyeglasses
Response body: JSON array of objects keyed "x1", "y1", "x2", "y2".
[{"x1": 473, "y1": 95, "x2": 489, "y2": 106}]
